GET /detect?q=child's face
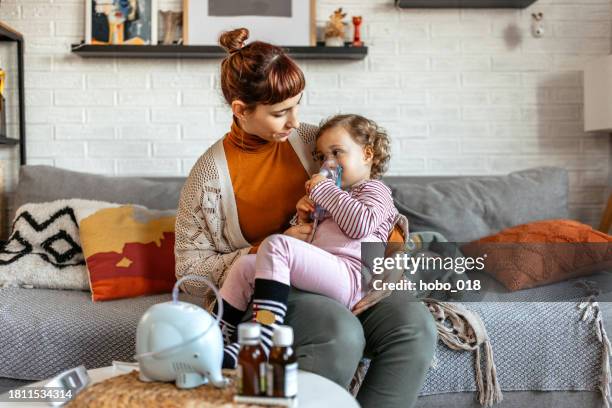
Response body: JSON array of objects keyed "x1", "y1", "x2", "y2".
[{"x1": 315, "y1": 126, "x2": 373, "y2": 188}]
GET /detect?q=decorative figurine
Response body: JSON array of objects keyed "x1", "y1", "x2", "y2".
[
  {"x1": 160, "y1": 10, "x2": 182, "y2": 45},
  {"x1": 324, "y1": 8, "x2": 347, "y2": 47},
  {"x1": 352, "y1": 16, "x2": 363, "y2": 47}
]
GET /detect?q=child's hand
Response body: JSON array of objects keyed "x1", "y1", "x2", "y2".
[
  {"x1": 305, "y1": 174, "x2": 327, "y2": 194},
  {"x1": 296, "y1": 195, "x2": 315, "y2": 224},
  {"x1": 284, "y1": 223, "x2": 313, "y2": 241}
]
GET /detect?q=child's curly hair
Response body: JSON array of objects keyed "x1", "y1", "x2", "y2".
[{"x1": 316, "y1": 114, "x2": 391, "y2": 179}]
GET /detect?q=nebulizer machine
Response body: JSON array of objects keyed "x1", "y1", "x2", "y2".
[
  {"x1": 133, "y1": 275, "x2": 230, "y2": 389},
  {"x1": 39, "y1": 275, "x2": 228, "y2": 406}
]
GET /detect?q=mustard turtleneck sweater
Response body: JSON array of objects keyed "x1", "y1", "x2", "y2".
[{"x1": 223, "y1": 120, "x2": 309, "y2": 250}]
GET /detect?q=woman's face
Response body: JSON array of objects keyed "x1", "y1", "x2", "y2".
[{"x1": 237, "y1": 93, "x2": 302, "y2": 142}]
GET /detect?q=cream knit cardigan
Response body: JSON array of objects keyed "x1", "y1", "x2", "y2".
[{"x1": 175, "y1": 123, "x2": 408, "y2": 314}]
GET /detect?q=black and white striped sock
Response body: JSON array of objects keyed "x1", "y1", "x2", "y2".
[
  {"x1": 213, "y1": 299, "x2": 248, "y2": 369},
  {"x1": 221, "y1": 279, "x2": 290, "y2": 368},
  {"x1": 223, "y1": 342, "x2": 241, "y2": 369},
  {"x1": 212, "y1": 299, "x2": 246, "y2": 345},
  {"x1": 252, "y1": 279, "x2": 290, "y2": 357}
]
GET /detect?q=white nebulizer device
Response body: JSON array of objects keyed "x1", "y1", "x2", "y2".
[
  {"x1": 307, "y1": 158, "x2": 343, "y2": 243},
  {"x1": 134, "y1": 275, "x2": 229, "y2": 389}
]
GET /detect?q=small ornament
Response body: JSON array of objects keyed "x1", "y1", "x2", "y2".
[
  {"x1": 159, "y1": 10, "x2": 183, "y2": 45},
  {"x1": 531, "y1": 12, "x2": 544, "y2": 38},
  {"x1": 352, "y1": 16, "x2": 363, "y2": 47},
  {"x1": 324, "y1": 8, "x2": 347, "y2": 47}
]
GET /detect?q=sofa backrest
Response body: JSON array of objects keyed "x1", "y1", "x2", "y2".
[
  {"x1": 10, "y1": 165, "x2": 569, "y2": 242},
  {"x1": 11, "y1": 166, "x2": 462, "y2": 215},
  {"x1": 387, "y1": 167, "x2": 570, "y2": 241},
  {"x1": 12, "y1": 166, "x2": 185, "y2": 218}
]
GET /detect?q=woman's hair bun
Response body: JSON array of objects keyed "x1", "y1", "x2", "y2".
[{"x1": 219, "y1": 28, "x2": 250, "y2": 54}]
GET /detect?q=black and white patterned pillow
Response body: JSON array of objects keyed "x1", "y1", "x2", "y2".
[{"x1": 0, "y1": 199, "x2": 114, "y2": 290}]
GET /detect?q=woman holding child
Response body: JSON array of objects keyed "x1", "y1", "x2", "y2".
[{"x1": 175, "y1": 28, "x2": 436, "y2": 408}]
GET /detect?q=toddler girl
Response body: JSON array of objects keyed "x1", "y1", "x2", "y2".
[{"x1": 215, "y1": 114, "x2": 406, "y2": 368}]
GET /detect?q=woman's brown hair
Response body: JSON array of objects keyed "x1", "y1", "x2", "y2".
[
  {"x1": 219, "y1": 28, "x2": 305, "y2": 109},
  {"x1": 317, "y1": 114, "x2": 391, "y2": 180}
]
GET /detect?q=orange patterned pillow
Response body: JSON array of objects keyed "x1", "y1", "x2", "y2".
[
  {"x1": 461, "y1": 219, "x2": 612, "y2": 291},
  {"x1": 79, "y1": 205, "x2": 176, "y2": 301}
]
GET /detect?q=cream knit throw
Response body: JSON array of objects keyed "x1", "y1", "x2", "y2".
[{"x1": 424, "y1": 299, "x2": 503, "y2": 407}]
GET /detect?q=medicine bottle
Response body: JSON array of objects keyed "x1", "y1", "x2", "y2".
[
  {"x1": 267, "y1": 325, "x2": 298, "y2": 398},
  {"x1": 237, "y1": 323, "x2": 267, "y2": 396}
]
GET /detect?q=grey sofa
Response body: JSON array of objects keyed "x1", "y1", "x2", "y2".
[{"x1": 0, "y1": 164, "x2": 608, "y2": 407}]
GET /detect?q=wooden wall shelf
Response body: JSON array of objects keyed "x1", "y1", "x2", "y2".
[
  {"x1": 396, "y1": 0, "x2": 537, "y2": 7},
  {"x1": 70, "y1": 43, "x2": 368, "y2": 60},
  {"x1": 0, "y1": 138, "x2": 19, "y2": 145}
]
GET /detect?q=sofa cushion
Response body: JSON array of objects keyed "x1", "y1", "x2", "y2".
[
  {"x1": 461, "y1": 219, "x2": 612, "y2": 291},
  {"x1": 0, "y1": 200, "x2": 94, "y2": 291},
  {"x1": 79, "y1": 205, "x2": 177, "y2": 301},
  {"x1": 389, "y1": 167, "x2": 569, "y2": 242},
  {"x1": 11, "y1": 165, "x2": 185, "y2": 220},
  {"x1": 0, "y1": 287, "x2": 201, "y2": 380}
]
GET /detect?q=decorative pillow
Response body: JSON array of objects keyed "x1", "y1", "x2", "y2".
[
  {"x1": 0, "y1": 199, "x2": 110, "y2": 290},
  {"x1": 78, "y1": 205, "x2": 176, "y2": 301},
  {"x1": 461, "y1": 220, "x2": 612, "y2": 291}
]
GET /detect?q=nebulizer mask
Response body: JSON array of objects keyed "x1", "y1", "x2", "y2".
[{"x1": 307, "y1": 157, "x2": 343, "y2": 243}]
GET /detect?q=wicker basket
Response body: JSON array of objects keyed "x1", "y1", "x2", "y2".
[{"x1": 67, "y1": 369, "x2": 267, "y2": 408}]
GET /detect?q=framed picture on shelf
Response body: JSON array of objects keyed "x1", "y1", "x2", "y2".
[
  {"x1": 183, "y1": 0, "x2": 315, "y2": 46},
  {"x1": 86, "y1": 0, "x2": 158, "y2": 45}
]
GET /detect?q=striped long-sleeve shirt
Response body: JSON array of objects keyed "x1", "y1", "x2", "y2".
[{"x1": 309, "y1": 178, "x2": 399, "y2": 242}]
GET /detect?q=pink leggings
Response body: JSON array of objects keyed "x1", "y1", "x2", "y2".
[{"x1": 219, "y1": 234, "x2": 362, "y2": 311}]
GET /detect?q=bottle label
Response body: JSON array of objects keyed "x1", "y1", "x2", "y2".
[
  {"x1": 259, "y1": 362, "x2": 267, "y2": 394},
  {"x1": 285, "y1": 362, "x2": 298, "y2": 397},
  {"x1": 266, "y1": 363, "x2": 274, "y2": 396},
  {"x1": 236, "y1": 364, "x2": 243, "y2": 395}
]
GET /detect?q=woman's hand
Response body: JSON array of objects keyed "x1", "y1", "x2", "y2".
[
  {"x1": 284, "y1": 223, "x2": 313, "y2": 241},
  {"x1": 296, "y1": 195, "x2": 315, "y2": 224},
  {"x1": 305, "y1": 174, "x2": 327, "y2": 194}
]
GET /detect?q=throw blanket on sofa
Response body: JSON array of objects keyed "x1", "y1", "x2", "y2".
[
  {"x1": 350, "y1": 295, "x2": 612, "y2": 407},
  {"x1": 421, "y1": 298, "x2": 612, "y2": 407},
  {"x1": 424, "y1": 299, "x2": 503, "y2": 407}
]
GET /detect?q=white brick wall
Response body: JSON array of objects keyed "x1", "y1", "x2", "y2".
[{"x1": 0, "y1": 0, "x2": 610, "y2": 226}]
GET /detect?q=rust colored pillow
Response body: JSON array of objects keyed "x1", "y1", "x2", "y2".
[{"x1": 461, "y1": 219, "x2": 612, "y2": 291}]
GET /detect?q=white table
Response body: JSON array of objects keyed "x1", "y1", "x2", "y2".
[{"x1": 0, "y1": 363, "x2": 359, "y2": 408}]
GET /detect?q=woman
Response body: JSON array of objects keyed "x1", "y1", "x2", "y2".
[{"x1": 175, "y1": 28, "x2": 436, "y2": 408}]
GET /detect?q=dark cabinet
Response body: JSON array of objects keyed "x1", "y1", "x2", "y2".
[{"x1": 0, "y1": 22, "x2": 25, "y2": 165}]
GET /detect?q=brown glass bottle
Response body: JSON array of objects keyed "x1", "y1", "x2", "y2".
[
  {"x1": 236, "y1": 323, "x2": 267, "y2": 396},
  {"x1": 267, "y1": 325, "x2": 298, "y2": 398}
]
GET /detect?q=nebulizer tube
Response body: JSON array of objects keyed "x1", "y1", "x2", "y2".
[
  {"x1": 307, "y1": 158, "x2": 343, "y2": 243},
  {"x1": 134, "y1": 275, "x2": 223, "y2": 360}
]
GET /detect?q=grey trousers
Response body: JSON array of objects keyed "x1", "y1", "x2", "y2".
[{"x1": 285, "y1": 288, "x2": 437, "y2": 408}]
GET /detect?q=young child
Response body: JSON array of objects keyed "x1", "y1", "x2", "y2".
[{"x1": 215, "y1": 114, "x2": 405, "y2": 368}]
